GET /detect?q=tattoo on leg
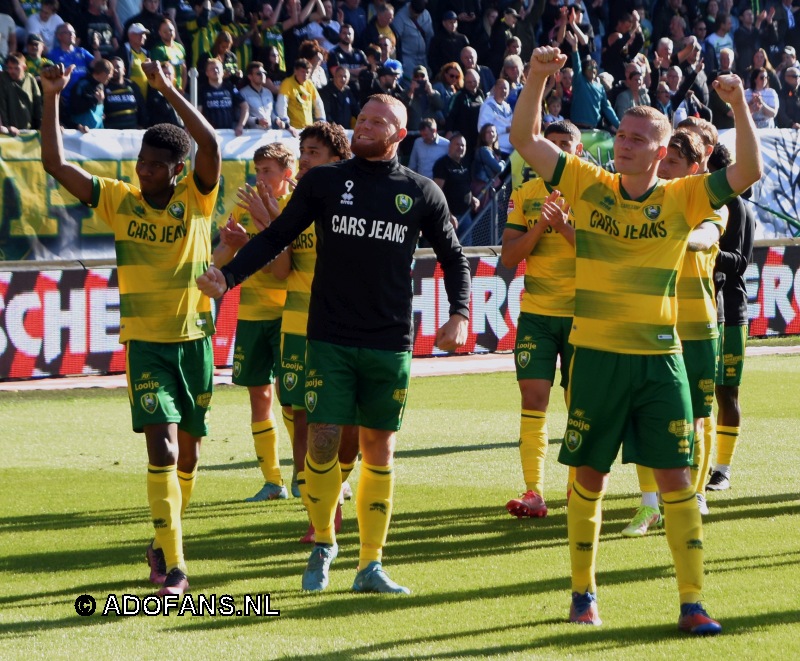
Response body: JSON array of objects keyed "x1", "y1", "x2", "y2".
[{"x1": 308, "y1": 423, "x2": 342, "y2": 464}]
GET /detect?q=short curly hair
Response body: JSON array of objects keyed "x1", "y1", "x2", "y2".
[
  {"x1": 142, "y1": 124, "x2": 191, "y2": 162},
  {"x1": 299, "y1": 121, "x2": 352, "y2": 161}
]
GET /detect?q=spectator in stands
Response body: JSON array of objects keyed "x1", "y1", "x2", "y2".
[
  {"x1": 404, "y1": 64, "x2": 445, "y2": 131},
  {"x1": 442, "y1": 0, "x2": 480, "y2": 42},
  {"x1": 471, "y1": 5, "x2": 497, "y2": 66},
  {"x1": 777, "y1": 45, "x2": 798, "y2": 86},
  {"x1": 602, "y1": 10, "x2": 644, "y2": 83},
  {"x1": 340, "y1": 0, "x2": 366, "y2": 47},
  {"x1": 145, "y1": 59, "x2": 183, "y2": 126},
  {"x1": 24, "y1": 33, "x2": 46, "y2": 80},
  {"x1": 651, "y1": 37, "x2": 674, "y2": 79},
  {"x1": 103, "y1": 54, "x2": 146, "y2": 128},
  {"x1": 275, "y1": 57, "x2": 325, "y2": 130},
  {"x1": 376, "y1": 33, "x2": 396, "y2": 63},
  {"x1": 748, "y1": 47, "x2": 782, "y2": 93},
  {"x1": 330, "y1": 23, "x2": 367, "y2": 79},
  {"x1": 361, "y1": 3, "x2": 399, "y2": 62},
  {"x1": 777, "y1": 65, "x2": 800, "y2": 128},
  {"x1": 0, "y1": 51, "x2": 41, "y2": 133},
  {"x1": 199, "y1": 29, "x2": 241, "y2": 86},
  {"x1": 459, "y1": 45, "x2": 494, "y2": 95},
  {"x1": 708, "y1": 47, "x2": 736, "y2": 130},
  {"x1": 444, "y1": 66, "x2": 483, "y2": 153},
  {"x1": 733, "y1": 8, "x2": 769, "y2": 79},
  {"x1": 48, "y1": 23, "x2": 94, "y2": 109},
  {"x1": 702, "y1": 0, "x2": 721, "y2": 34},
  {"x1": 705, "y1": 11, "x2": 734, "y2": 70},
  {"x1": 615, "y1": 61, "x2": 650, "y2": 117},
  {"x1": 433, "y1": 132, "x2": 477, "y2": 230},
  {"x1": 773, "y1": 0, "x2": 800, "y2": 56},
  {"x1": 567, "y1": 36, "x2": 619, "y2": 131},
  {"x1": 393, "y1": 0, "x2": 433, "y2": 77},
  {"x1": 296, "y1": 0, "x2": 340, "y2": 52},
  {"x1": 240, "y1": 60, "x2": 284, "y2": 130},
  {"x1": 199, "y1": 55, "x2": 248, "y2": 134},
  {"x1": 652, "y1": 0, "x2": 688, "y2": 43},
  {"x1": 298, "y1": 38, "x2": 327, "y2": 90},
  {"x1": 555, "y1": 66, "x2": 573, "y2": 118},
  {"x1": 320, "y1": 62, "x2": 359, "y2": 128},
  {"x1": 124, "y1": 0, "x2": 166, "y2": 47},
  {"x1": 357, "y1": 43, "x2": 380, "y2": 104},
  {"x1": 262, "y1": 45, "x2": 286, "y2": 87},
  {"x1": 432, "y1": 61, "x2": 462, "y2": 114},
  {"x1": 489, "y1": 8, "x2": 521, "y2": 74},
  {"x1": 117, "y1": 22, "x2": 149, "y2": 99},
  {"x1": 25, "y1": 0, "x2": 63, "y2": 53},
  {"x1": 408, "y1": 117, "x2": 449, "y2": 179},
  {"x1": 186, "y1": 0, "x2": 234, "y2": 69},
  {"x1": 365, "y1": 57, "x2": 404, "y2": 101},
  {"x1": 78, "y1": 0, "x2": 119, "y2": 61},
  {"x1": 227, "y1": 1, "x2": 258, "y2": 77},
  {"x1": 471, "y1": 122, "x2": 505, "y2": 209},
  {"x1": 150, "y1": 18, "x2": 187, "y2": 95},
  {"x1": 500, "y1": 54, "x2": 524, "y2": 109},
  {"x1": 477, "y1": 77, "x2": 513, "y2": 156},
  {"x1": 652, "y1": 81, "x2": 674, "y2": 119},
  {"x1": 429, "y1": 10, "x2": 468, "y2": 77},
  {"x1": 69, "y1": 57, "x2": 114, "y2": 130},
  {"x1": 0, "y1": 8, "x2": 16, "y2": 61},
  {"x1": 746, "y1": 66, "x2": 779, "y2": 128},
  {"x1": 543, "y1": 92, "x2": 564, "y2": 126}
]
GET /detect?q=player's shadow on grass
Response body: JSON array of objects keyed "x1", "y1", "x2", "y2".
[
  {"x1": 201, "y1": 458, "x2": 295, "y2": 471},
  {"x1": 394, "y1": 441, "x2": 517, "y2": 459}
]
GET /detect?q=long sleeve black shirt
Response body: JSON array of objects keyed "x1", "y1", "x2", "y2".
[{"x1": 221, "y1": 156, "x2": 471, "y2": 351}]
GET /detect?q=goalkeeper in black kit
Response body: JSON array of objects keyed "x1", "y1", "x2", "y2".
[{"x1": 197, "y1": 94, "x2": 471, "y2": 595}]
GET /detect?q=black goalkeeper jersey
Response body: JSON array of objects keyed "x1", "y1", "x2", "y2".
[{"x1": 221, "y1": 156, "x2": 471, "y2": 351}]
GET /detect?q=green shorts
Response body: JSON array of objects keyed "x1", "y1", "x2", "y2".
[
  {"x1": 277, "y1": 332, "x2": 307, "y2": 407},
  {"x1": 716, "y1": 324, "x2": 748, "y2": 386},
  {"x1": 232, "y1": 318, "x2": 282, "y2": 387},
  {"x1": 304, "y1": 339, "x2": 412, "y2": 431},
  {"x1": 126, "y1": 337, "x2": 213, "y2": 437},
  {"x1": 681, "y1": 338, "x2": 719, "y2": 419},
  {"x1": 515, "y1": 312, "x2": 574, "y2": 387},
  {"x1": 558, "y1": 347, "x2": 694, "y2": 473}
]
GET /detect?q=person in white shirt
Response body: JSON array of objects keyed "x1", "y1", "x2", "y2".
[{"x1": 477, "y1": 78, "x2": 513, "y2": 156}]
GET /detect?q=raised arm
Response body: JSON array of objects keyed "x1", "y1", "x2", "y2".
[
  {"x1": 509, "y1": 47, "x2": 567, "y2": 182},
  {"x1": 713, "y1": 74, "x2": 763, "y2": 194},
  {"x1": 142, "y1": 60, "x2": 221, "y2": 192},
  {"x1": 40, "y1": 65, "x2": 94, "y2": 205}
]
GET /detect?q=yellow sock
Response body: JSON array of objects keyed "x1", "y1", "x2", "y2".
[
  {"x1": 252, "y1": 418, "x2": 282, "y2": 485},
  {"x1": 147, "y1": 465, "x2": 185, "y2": 573},
  {"x1": 297, "y1": 470, "x2": 312, "y2": 523},
  {"x1": 340, "y1": 460, "x2": 356, "y2": 483},
  {"x1": 716, "y1": 425, "x2": 740, "y2": 466},
  {"x1": 568, "y1": 481, "x2": 603, "y2": 594},
  {"x1": 356, "y1": 462, "x2": 394, "y2": 566},
  {"x1": 662, "y1": 487, "x2": 703, "y2": 604},
  {"x1": 282, "y1": 408, "x2": 295, "y2": 448},
  {"x1": 519, "y1": 409, "x2": 547, "y2": 495},
  {"x1": 635, "y1": 464, "x2": 658, "y2": 493},
  {"x1": 177, "y1": 468, "x2": 197, "y2": 517},
  {"x1": 305, "y1": 455, "x2": 341, "y2": 545},
  {"x1": 694, "y1": 415, "x2": 714, "y2": 494}
]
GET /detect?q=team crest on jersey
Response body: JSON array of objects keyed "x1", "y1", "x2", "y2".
[
  {"x1": 283, "y1": 372, "x2": 298, "y2": 391},
  {"x1": 168, "y1": 201, "x2": 186, "y2": 220},
  {"x1": 392, "y1": 388, "x2": 407, "y2": 404},
  {"x1": 564, "y1": 429, "x2": 582, "y2": 452},
  {"x1": 643, "y1": 204, "x2": 661, "y2": 220},
  {"x1": 395, "y1": 194, "x2": 413, "y2": 214},
  {"x1": 141, "y1": 392, "x2": 159, "y2": 414},
  {"x1": 196, "y1": 392, "x2": 212, "y2": 408},
  {"x1": 233, "y1": 361, "x2": 241, "y2": 378},
  {"x1": 305, "y1": 391, "x2": 317, "y2": 412},
  {"x1": 517, "y1": 351, "x2": 531, "y2": 368}
]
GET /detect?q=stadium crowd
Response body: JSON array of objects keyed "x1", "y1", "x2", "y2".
[{"x1": 2, "y1": 0, "x2": 797, "y2": 215}]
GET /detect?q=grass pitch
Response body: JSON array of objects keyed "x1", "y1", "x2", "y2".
[{"x1": 1, "y1": 354, "x2": 800, "y2": 659}]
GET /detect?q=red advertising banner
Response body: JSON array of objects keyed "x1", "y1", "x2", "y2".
[{"x1": 1, "y1": 245, "x2": 798, "y2": 380}]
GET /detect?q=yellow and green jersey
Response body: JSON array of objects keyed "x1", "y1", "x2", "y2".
[
  {"x1": 231, "y1": 195, "x2": 289, "y2": 322},
  {"x1": 187, "y1": 15, "x2": 225, "y2": 68},
  {"x1": 150, "y1": 42, "x2": 187, "y2": 91},
  {"x1": 89, "y1": 173, "x2": 218, "y2": 344},
  {"x1": 226, "y1": 21, "x2": 253, "y2": 78},
  {"x1": 281, "y1": 224, "x2": 316, "y2": 337},
  {"x1": 676, "y1": 226, "x2": 725, "y2": 341},
  {"x1": 506, "y1": 177, "x2": 575, "y2": 317},
  {"x1": 549, "y1": 152, "x2": 734, "y2": 355},
  {"x1": 278, "y1": 76, "x2": 319, "y2": 129}
]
